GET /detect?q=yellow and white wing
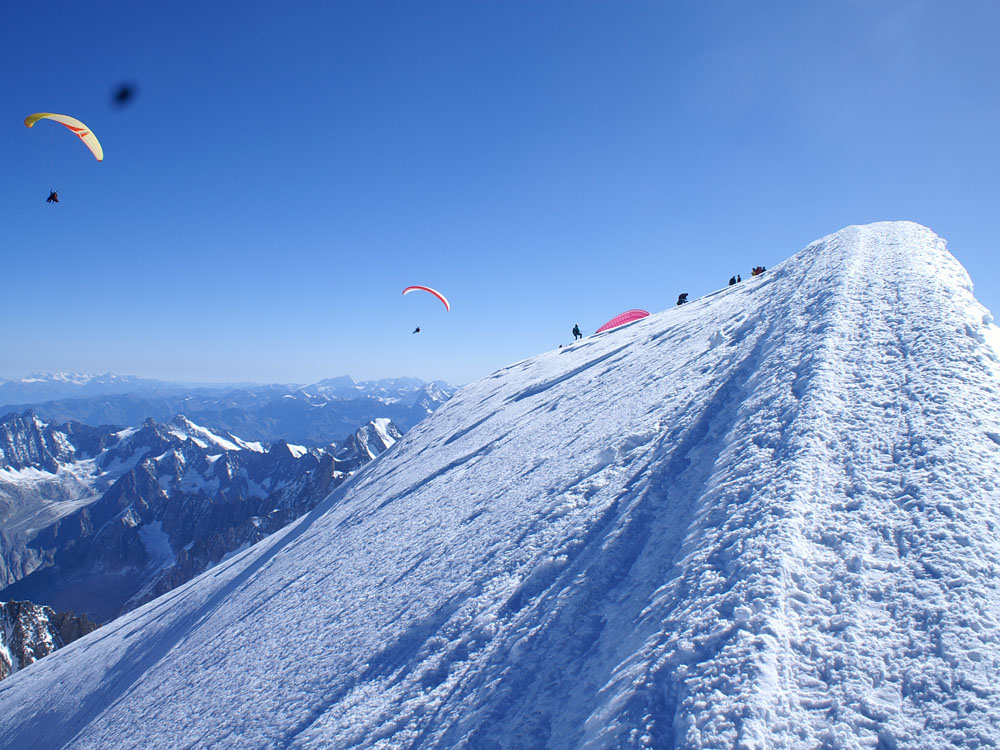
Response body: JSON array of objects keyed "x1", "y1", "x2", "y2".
[{"x1": 25, "y1": 113, "x2": 104, "y2": 161}]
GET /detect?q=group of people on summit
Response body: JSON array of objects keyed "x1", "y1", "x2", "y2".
[
  {"x1": 574, "y1": 265, "x2": 766, "y2": 341},
  {"x1": 727, "y1": 266, "x2": 766, "y2": 285}
]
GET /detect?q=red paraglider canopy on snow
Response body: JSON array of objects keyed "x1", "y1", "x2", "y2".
[{"x1": 595, "y1": 309, "x2": 649, "y2": 334}]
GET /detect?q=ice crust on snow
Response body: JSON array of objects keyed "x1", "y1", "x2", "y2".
[{"x1": 1, "y1": 222, "x2": 999, "y2": 749}]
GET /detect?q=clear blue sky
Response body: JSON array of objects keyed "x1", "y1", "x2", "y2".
[{"x1": 4, "y1": 1, "x2": 999, "y2": 385}]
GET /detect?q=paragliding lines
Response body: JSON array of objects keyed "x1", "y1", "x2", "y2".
[{"x1": 24, "y1": 113, "x2": 104, "y2": 161}]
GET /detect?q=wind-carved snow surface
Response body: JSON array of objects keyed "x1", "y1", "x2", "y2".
[{"x1": 2, "y1": 222, "x2": 1000, "y2": 749}]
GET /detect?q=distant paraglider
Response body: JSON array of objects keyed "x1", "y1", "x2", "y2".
[
  {"x1": 402, "y1": 285, "x2": 450, "y2": 311},
  {"x1": 24, "y1": 113, "x2": 104, "y2": 161},
  {"x1": 596, "y1": 309, "x2": 649, "y2": 334}
]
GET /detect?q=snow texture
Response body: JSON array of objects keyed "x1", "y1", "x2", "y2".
[{"x1": 1, "y1": 222, "x2": 999, "y2": 749}]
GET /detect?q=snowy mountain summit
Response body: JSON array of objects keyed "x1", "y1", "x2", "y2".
[{"x1": 2, "y1": 222, "x2": 999, "y2": 749}]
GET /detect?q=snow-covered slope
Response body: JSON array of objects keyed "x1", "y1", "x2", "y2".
[{"x1": 2, "y1": 222, "x2": 999, "y2": 749}]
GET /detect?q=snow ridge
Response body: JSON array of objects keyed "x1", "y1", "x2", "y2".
[{"x1": 1, "y1": 222, "x2": 998, "y2": 749}]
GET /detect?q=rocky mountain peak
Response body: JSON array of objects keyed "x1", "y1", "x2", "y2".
[{"x1": 0, "y1": 600, "x2": 99, "y2": 680}]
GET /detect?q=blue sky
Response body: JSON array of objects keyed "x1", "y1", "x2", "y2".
[{"x1": 4, "y1": 1, "x2": 999, "y2": 385}]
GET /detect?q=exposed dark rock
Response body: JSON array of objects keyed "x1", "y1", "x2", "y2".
[{"x1": 0, "y1": 600, "x2": 99, "y2": 680}]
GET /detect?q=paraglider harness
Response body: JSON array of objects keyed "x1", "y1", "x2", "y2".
[{"x1": 46, "y1": 190, "x2": 59, "y2": 203}]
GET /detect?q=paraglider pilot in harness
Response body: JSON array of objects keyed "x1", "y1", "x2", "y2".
[
  {"x1": 412, "y1": 326, "x2": 421, "y2": 334},
  {"x1": 46, "y1": 191, "x2": 59, "y2": 203}
]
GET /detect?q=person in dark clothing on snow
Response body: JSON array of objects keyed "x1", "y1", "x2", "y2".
[
  {"x1": 46, "y1": 191, "x2": 59, "y2": 203},
  {"x1": 729, "y1": 276, "x2": 736, "y2": 286},
  {"x1": 572, "y1": 324, "x2": 582, "y2": 340},
  {"x1": 677, "y1": 293, "x2": 688, "y2": 305}
]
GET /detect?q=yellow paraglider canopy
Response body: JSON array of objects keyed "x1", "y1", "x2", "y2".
[{"x1": 24, "y1": 113, "x2": 103, "y2": 161}]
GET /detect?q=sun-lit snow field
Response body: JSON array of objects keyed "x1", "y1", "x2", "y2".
[{"x1": 2, "y1": 222, "x2": 999, "y2": 749}]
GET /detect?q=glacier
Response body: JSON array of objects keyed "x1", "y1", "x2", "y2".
[{"x1": 1, "y1": 221, "x2": 999, "y2": 749}]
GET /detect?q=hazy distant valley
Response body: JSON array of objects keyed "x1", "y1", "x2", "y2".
[{"x1": 0, "y1": 374, "x2": 457, "y2": 446}]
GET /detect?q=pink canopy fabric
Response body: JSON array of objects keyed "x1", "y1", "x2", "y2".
[
  {"x1": 595, "y1": 309, "x2": 649, "y2": 334},
  {"x1": 402, "y1": 285, "x2": 450, "y2": 311}
]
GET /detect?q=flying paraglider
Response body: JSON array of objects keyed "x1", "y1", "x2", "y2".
[
  {"x1": 24, "y1": 113, "x2": 104, "y2": 161},
  {"x1": 402, "y1": 285, "x2": 450, "y2": 311},
  {"x1": 595, "y1": 309, "x2": 649, "y2": 334}
]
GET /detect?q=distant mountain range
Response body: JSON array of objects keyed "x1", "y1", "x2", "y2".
[
  {"x1": 0, "y1": 374, "x2": 454, "y2": 679},
  {"x1": 0, "y1": 410, "x2": 403, "y2": 625},
  {"x1": 0, "y1": 374, "x2": 457, "y2": 447},
  {"x1": 0, "y1": 373, "x2": 199, "y2": 405}
]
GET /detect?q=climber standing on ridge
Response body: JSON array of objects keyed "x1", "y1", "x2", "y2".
[
  {"x1": 729, "y1": 276, "x2": 736, "y2": 286},
  {"x1": 572, "y1": 324, "x2": 582, "y2": 341}
]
